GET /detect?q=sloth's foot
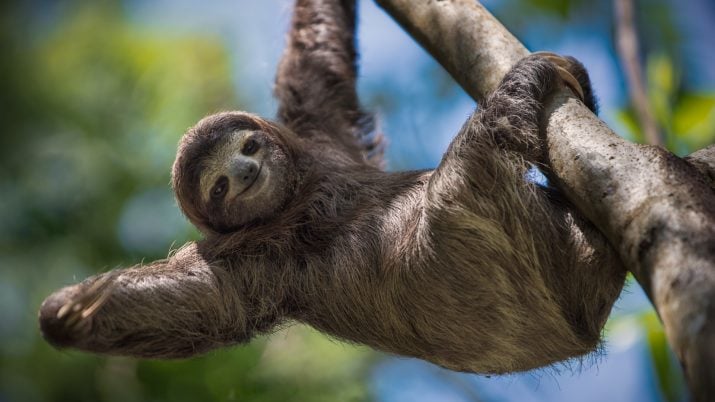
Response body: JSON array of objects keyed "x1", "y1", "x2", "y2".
[{"x1": 531, "y1": 51, "x2": 587, "y2": 102}]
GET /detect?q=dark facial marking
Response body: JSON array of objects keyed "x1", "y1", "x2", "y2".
[
  {"x1": 242, "y1": 138, "x2": 260, "y2": 156},
  {"x1": 211, "y1": 176, "x2": 229, "y2": 199}
]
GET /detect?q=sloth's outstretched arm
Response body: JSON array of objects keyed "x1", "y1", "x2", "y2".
[
  {"x1": 38, "y1": 243, "x2": 271, "y2": 358},
  {"x1": 275, "y1": 0, "x2": 383, "y2": 165}
]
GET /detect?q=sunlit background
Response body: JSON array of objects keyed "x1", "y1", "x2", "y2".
[{"x1": 1, "y1": 0, "x2": 714, "y2": 401}]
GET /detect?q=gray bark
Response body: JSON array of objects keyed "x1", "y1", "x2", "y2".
[
  {"x1": 686, "y1": 144, "x2": 715, "y2": 189},
  {"x1": 373, "y1": 0, "x2": 715, "y2": 400}
]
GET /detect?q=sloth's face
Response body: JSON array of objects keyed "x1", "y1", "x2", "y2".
[
  {"x1": 198, "y1": 128, "x2": 294, "y2": 232},
  {"x1": 173, "y1": 112, "x2": 302, "y2": 234}
]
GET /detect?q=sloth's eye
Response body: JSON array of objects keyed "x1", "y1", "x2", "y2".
[
  {"x1": 211, "y1": 176, "x2": 229, "y2": 199},
  {"x1": 242, "y1": 138, "x2": 259, "y2": 156}
]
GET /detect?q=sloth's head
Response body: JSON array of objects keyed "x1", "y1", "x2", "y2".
[{"x1": 172, "y1": 111, "x2": 305, "y2": 234}]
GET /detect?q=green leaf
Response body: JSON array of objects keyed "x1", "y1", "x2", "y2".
[
  {"x1": 615, "y1": 108, "x2": 642, "y2": 143},
  {"x1": 672, "y1": 92, "x2": 715, "y2": 151},
  {"x1": 525, "y1": 0, "x2": 572, "y2": 18},
  {"x1": 646, "y1": 53, "x2": 677, "y2": 135}
]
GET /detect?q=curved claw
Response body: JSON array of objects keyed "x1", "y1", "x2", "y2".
[
  {"x1": 40, "y1": 270, "x2": 118, "y2": 347},
  {"x1": 532, "y1": 51, "x2": 586, "y2": 102}
]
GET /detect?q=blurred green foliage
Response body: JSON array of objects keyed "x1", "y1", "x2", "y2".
[
  {"x1": 617, "y1": 52, "x2": 715, "y2": 154},
  {"x1": 498, "y1": 0, "x2": 715, "y2": 155},
  {"x1": 646, "y1": 53, "x2": 715, "y2": 153},
  {"x1": 605, "y1": 299, "x2": 688, "y2": 402},
  {"x1": 639, "y1": 311, "x2": 686, "y2": 402},
  {"x1": 0, "y1": 2, "x2": 372, "y2": 402}
]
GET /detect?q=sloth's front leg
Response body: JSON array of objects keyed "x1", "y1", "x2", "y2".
[
  {"x1": 427, "y1": 52, "x2": 596, "y2": 201},
  {"x1": 38, "y1": 243, "x2": 271, "y2": 358},
  {"x1": 475, "y1": 52, "x2": 596, "y2": 164}
]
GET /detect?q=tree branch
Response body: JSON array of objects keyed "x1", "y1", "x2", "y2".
[
  {"x1": 373, "y1": 0, "x2": 715, "y2": 400},
  {"x1": 613, "y1": 0, "x2": 664, "y2": 146},
  {"x1": 685, "y1": 144, "x2": 715, "y2": 189},
  {"x1": 373, "y1": 0, "x2": 526, "y2": 103}
]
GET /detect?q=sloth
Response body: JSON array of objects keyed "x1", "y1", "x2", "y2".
[{"x1": 39, "y1": 0, "x2": 625, "y2": 374}]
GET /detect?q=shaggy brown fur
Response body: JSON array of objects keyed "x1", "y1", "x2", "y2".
[{"x1": 39, "y1": 0, "x2": 625, "y2": 374}]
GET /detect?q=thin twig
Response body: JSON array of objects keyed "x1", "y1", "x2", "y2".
[{"x1": 614, "y1": 0, "x2": 664, "y2": 146}]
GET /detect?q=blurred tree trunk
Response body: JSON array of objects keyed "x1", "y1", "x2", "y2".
[{"x1": 374, "y1": 1, "x2": 715, "y2": 401}]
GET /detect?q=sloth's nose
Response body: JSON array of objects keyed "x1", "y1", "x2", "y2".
[{"x1": 230, "y1": 157, "x2": 260, "y2": 188}]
